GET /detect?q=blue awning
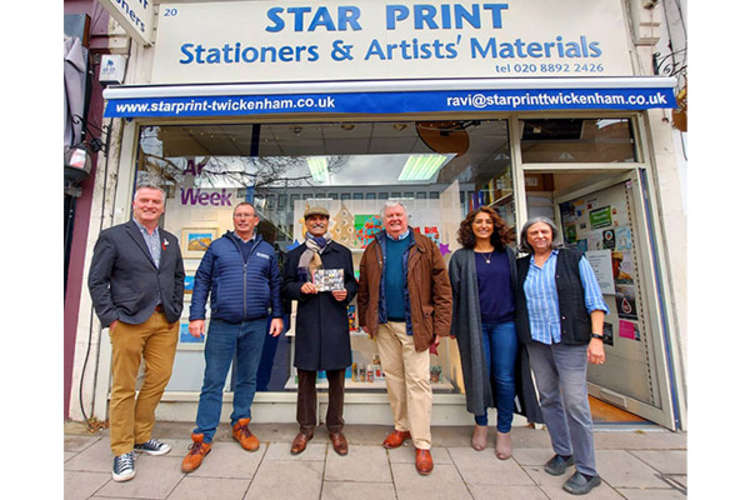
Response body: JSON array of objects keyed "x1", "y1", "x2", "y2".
[{"x1": 103, "y1": 77, "x2": 676, "y2": 118}]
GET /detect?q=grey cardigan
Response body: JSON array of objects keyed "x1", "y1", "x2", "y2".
[{"x1": 448, "y1": 247, "x2": 543, "y2": 423}]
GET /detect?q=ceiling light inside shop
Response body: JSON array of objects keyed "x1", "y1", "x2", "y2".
[
  {"x1": 306, "y1": 156, "x2": 329, "y2": 183},
  {"x1": 398, "y1": 154, "x2": 454, "y2": 181}
]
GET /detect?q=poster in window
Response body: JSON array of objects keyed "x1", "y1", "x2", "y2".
[
  {"x1": 589, "y1": 206, "x2": 612, "y2": 229},
  {"x1": 584, "y1": 250, "x2": 615, "y2": 295},
  {"x1": 602, "y1": 321, "x2": 614, "y2": 346},
  {"x1": 615, "y1": 284, "x2": 638, "y2": 320}
]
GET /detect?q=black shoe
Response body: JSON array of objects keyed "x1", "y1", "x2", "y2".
[
  {"x1": 544, "y1": 454, "x2": 575, "y2": 476},
  {"x1": 112, "y1": 451, "x2": 135, "y2": 482},
  {"x1": 134, "y1": 438, "x2": 172, "y2": 456},
  {"x1": 563, "y1": 471, "x2": 602, "y2": 495}
]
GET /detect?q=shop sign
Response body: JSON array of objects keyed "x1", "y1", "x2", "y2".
[
  {"x1": 104, "y1": 86, "x2": 677, "y2": 118},
  {"x1": 151, "y1": 0, "x2": 634, "y2": 84},
  {"x1": 97, "y1": 0, "x2": 155, "y2": 46}
]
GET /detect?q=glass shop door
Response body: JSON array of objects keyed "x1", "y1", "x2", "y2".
[{"x1": 552, "y1": 171, "x2": 676, "y2": 429}]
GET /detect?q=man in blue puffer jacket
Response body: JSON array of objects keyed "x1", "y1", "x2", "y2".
[{"x1": 181, "y1": 202, "x2": 284, "y2": 473}]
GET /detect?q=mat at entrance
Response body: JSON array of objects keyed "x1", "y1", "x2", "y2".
[{"x1": 589, "y1": 395, "x2": 647, "y2": 423}]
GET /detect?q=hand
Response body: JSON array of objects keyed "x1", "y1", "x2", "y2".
[
  {"x1": 587, "y1": 338, "x2": 606, "y2": 365},
  {"x1": 109, "y1": 320, "x2": 119, "y2": 331},
  {"x1": 449, "y1": 334, "x2": 456, "y2": 339},
  {"x1": 300, "y1": 282, "x2": 318, "y2": 294},
  {"x1": 269, "y1": 318, "x2": 284, "y2": 337},
  {"x1": 429, "y1": 336, "x2": 440, "y2": 355},
  {"x1": 362, "y1": 325, "x2": 372, "y2": 339},
  {"x1": 332, "y1": 289, "x2": 347, "y2": 302},
  {"x1": 188, "y1": 319, "x2": 205, "y2": 338}
]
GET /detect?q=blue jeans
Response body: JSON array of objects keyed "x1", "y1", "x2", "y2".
[
  {"x1": 194, "y1": 318, "x2": 267, "y2": 443},
  {"x1": 474, "y1": 321, "x2": 518, "y2": 433}
]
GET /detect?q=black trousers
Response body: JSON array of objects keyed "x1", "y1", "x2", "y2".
[{"x1": 297, "y1": 368, "x2": 346, "y2": 435}]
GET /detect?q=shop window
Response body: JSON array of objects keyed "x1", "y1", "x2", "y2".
[
  {"x1": 520, "y1": 118, "x2": 636, "y2": 163},
  {"x1": 136, "y1": 120, "x2": 513, "y2": 396}
]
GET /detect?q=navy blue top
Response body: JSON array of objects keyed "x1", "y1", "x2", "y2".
[
  {"x1": 475, "y1": 250, "x2": 515, "y2": 324},
  {"x1": 232, "y1": 233, "x2": 256, "y2": 263},
  {"x1": 384, "y1": 236, "x2": 410, "y2": 321}
]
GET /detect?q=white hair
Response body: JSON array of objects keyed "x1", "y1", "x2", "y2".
[
  {"x1": 133, "y1": 182, "x2": 166, "y2": 202},
  {"x1": 381, "y1": 200, "x2": 408, "y2": 218}
]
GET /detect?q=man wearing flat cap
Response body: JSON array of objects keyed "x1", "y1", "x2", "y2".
[{"x1": 282, "y1": 206, "x2": 358, "y2": 455}]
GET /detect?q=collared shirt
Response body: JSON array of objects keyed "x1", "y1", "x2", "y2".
[
  {"x1": 134, "y1": 218, "x2": 161, "y2": 268},
  {"x1": 385, "y1": 229, "x2": 410, "y2": 241},
  {"x1": 523, "y1": 249, "x2": 609, "y2": 345}
]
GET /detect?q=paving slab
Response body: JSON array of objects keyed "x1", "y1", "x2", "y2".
[
  {"x1": 325, "y1": 444, "x2": 390, "y2": 482},
  {"x1": 524, "y1": 466, "x2": 622, "y2": 499},
  {"x1": 618, "y1": 488, "x2": 686, "y2": 499},
  {"x1": 594, "y1": 430, "x2": 686, "y2": 450},
  {"x1": 265, "y1": 441, "x2": 327, "y2": 461},
  {"x1": 64, "y1": 470, "x2": 111, "y2": 500},
  {"x1": 511, "y1": 448, "x2": 554, "y2": 466},
  {"x1": 321, "y1": 481, "x2": 396, "y2": 500},
  {"x1": 95, "y1": 456, "x2": 185, "y2": 499},
  {"x1": 629, "y1": 450, "x2": 686, "y2": 475},
  {"x1": 245, "y1": 460, "x2": 324, "y2": 500},
  {"x1": 467, "y1": 484, "x2": 548, "y2": 500},
  {"x1": 391, "y1": 463, "x2": 471, "y2": 500},
  {"x1": 167, "y1": 476, "x2": 250, "y2": 500},
  {"x1": 187, "y1": 441, "x2": 264, "y2": 479},
  {"x1": 65, "y1": 438, "x2": 116, "y2": 473},
  {"x1": 65, "y1": 452, "x2": 78, "y2": 462},
  {"x1": 596, "y1": 450, "x2": 669, "y2": 488},
  {"x1": 387, "y1": 445, "x2": 451, "y2": 464},
  {"x1": 448, "y1": 446, "x2": 534, "y2": 486},
  {"x1": 65, "y1": 435, "x2": 102, "y2": 453}
]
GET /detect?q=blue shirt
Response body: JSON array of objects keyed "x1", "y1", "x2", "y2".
[
  {"x1": 133, "y1": 219, "x2": 161, "y2": 268},
  {"x1": 523, "y1": 249, "x2": 609, "y2": 345}
]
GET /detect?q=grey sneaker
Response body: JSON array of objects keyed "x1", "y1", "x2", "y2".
[
  {"x1": 563, "y1": 471, "x2": 602, "y2": 495},
  {"x1": 134, "y1": 438, "x2": 171, "y2": 456},
  {"x1": 112, "y1": 451, "x2": 135, "y2": 482},
  {"x1": 544, "y1": 454, "x2": 575, "y2": 476}
]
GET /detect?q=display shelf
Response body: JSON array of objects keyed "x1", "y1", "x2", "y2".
[
  {"x1": 488, "y1": 192, "x2": 513, "y2": 207},
  {"x1": 284, "y1": 376, "x2": 454, "y2": 391}
]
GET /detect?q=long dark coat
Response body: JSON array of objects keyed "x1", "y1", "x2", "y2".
[
  {"x1": 282, "y1": 241, "x2": 358, "y2": 371},
  {"x1": 448, "y1": 247, "x2": 544, "y2": 424}
]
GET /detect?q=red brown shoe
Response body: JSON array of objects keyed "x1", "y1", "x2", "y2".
[
  {"x1": 330, "y1": 432, "x2": 348, "y2": 456},
  {"x1": 382, "y1": 430, "x2": 411, "y2": 449},
  {"x1": 415, "y1": 449, "x2": 434, "y2": 475},
  {"x1": 181, "y1": 433, "x2": 211, "y2": 473},
  {"x1": 290, "y1": 432, "x2": 312, "y2": 455},
  {"x1": 232, "y1": 418, "x2": 260, "y2": 451}
]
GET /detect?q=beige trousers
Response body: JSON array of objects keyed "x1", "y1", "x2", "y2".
[
  {"x1": 108, "y1": 310, "x2": 178, "y2": 455},
  {"x1": 375, "y1": 321, "x2": 432, "y2": 450}
]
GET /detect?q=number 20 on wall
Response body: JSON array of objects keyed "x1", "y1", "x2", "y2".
[{"x1": 164, "y1": 8, "x2": 178, "y2": 16}]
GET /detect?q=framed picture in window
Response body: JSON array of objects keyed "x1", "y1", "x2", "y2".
[{"x1": 181, "y1": 228, "x2": 218, "y2": 259}]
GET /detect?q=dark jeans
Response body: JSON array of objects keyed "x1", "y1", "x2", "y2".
[
  {"x1": 194, "y1": 318, "x2": 267, "y2": 443},
  {"x1": 474, "y1": 321, "x2": 518, "y2": 433},
  {"x1": 297, "y1": 369, "x2": 346, "y2": 435}
]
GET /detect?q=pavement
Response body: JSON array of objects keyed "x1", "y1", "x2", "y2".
[{"x1": 64, "y1": 421, "x2": 686, "y2": 499}]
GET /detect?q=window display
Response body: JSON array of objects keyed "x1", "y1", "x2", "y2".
[{"x1": 138, "y1": 120, "x2": 514, "y2": 396}]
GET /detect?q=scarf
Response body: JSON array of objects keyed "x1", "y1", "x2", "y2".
[{"x1": 298, "y1": 232, "x2": 332, "y2": 281}]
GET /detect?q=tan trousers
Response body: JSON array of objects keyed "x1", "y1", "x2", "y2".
[
  {"x1": 375, "y1": 321, "x2": 432, "y2": 450},
  {"x1": 109, "y1": 310, "x2": 178, "y2": 456}
]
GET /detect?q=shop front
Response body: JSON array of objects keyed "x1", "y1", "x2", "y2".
[{"x1": 71, "y1": 0, "x2": 685, "y2": 430}]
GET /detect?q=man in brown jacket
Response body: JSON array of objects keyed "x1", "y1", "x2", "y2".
[{"x1": 357, "y1": 201, "x2": 452, "y2": 475}]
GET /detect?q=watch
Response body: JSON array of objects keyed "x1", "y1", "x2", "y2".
[{"x1": 591, "y1": 333, "x2": 604, "y2": 340}]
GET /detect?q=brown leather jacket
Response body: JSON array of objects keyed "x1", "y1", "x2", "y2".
[{"x1": 357, "y1": 229, "x2": 452, "y2": 352}]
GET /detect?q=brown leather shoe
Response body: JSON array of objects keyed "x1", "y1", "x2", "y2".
[
  {"x1": 415, "y1": 449, "x2": 434, "y2": 475},
  {"x1": 382, "y1": 430, "x2": 411, "y2": 449},
  {"x1": 330, "y1": 432, "x2": 348, "y2": 456},
  {"x1": 290, "y1": 432, "x2": 312, "y2": 455},
  {"x1": 232, "y1": 418, "x2": 260, "y2": 451},
  {"x1": 181, "y1": 433, "x2": 212, "y2": 473}
]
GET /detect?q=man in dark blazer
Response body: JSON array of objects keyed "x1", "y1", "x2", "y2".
[
  {"x1": 282, "y1": 206, "x2": 357, "y2": 456},
  {"x1": 88, "y1": 183, "x2": 185, "y2": 482}
]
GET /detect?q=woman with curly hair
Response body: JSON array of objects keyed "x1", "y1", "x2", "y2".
[{"x1": 448, "y1": 207, "x2": 542, "y2": 459}]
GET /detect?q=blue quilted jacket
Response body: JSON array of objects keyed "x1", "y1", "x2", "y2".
[{"x1": 189, "y1": 231, "x2": 282, "y2": 323}]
